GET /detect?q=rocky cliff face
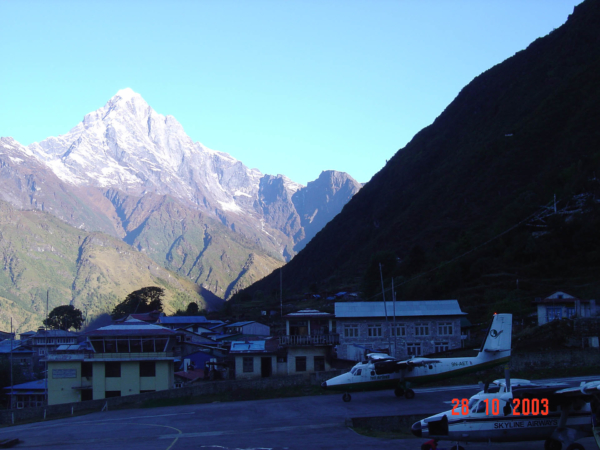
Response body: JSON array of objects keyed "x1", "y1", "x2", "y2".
[{"x1": 292, "y1": 170, "x2": 363, "y2": 252}]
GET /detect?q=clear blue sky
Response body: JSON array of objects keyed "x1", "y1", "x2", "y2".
[{"x1": 0, "y1": 1, "x2": 582, "y2": 185}]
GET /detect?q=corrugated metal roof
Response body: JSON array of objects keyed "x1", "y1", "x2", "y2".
[
  {"x1": 230, "y1": 341, "x2": 266, "y2": 352},
  {"x1": 85, "y1": 323, "x2": 177, "y2": 337},
  {"x1": 283, "y1": 309, "x2": 334, "y2": 318},
  {"x1": 335, "y1": 300, "x2": 466, "y2": 318},
  {"x1": 159, "y1": 316, "x2": 209, "y2": 324},
  {"x1": 33, "y1": 330, "x2": 79, "y2": 337},
  {"x1": 227, "y1": 321, "x2": 256, "y2": 327},
  {"x1": 535, "y1": 291, "x2": 585, "y2": 303},
  {"x1": 3, "y1": 379, "x2": 46, "y2": 391},
  {"x1": 0, "y1": 341, "x2": 32, "y2": 354}
]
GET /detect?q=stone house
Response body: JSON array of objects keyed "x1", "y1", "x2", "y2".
[{"x1": 335, "y1": 300, "x2": 466, "y2": 361}]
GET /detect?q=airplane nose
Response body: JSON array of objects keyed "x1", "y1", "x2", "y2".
[
  {"x1": 411, "y1": 421, "x2": 422, "y2": 437},
  {"x1": 321, "y1": 381, "x2": 328, "y2": 389}
]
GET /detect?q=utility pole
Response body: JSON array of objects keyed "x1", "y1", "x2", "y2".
[
  {"x1": 45, "y1": 290, "x2": 49, "y2": 405},
  {"x1": 379, "y1": 263, "x2": 390, "y2": 353},
  {"x1": 392, "y1": 279, "x2": 397, "y2": 358},
  {"x1": 10, "y1": 318, "x2": 14, "y2": 410}
]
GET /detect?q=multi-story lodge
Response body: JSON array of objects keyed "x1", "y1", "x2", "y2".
[
  {"x1": 335, "y1": 300, "x2": 466, "y2": 361},
  {"x1": 230, "y1": 309, "x2": 339, "y2": 379},
  {"x1": 46, "y1": 319, "x2": 181, "y2": 405}
]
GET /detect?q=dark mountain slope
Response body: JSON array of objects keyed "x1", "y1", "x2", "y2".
[{"x1": 238, "y1": 0, "x2": 600, "y2": 316}]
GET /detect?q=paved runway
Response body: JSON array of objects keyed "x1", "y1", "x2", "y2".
[{"x1": 0, "y1": 376, "x2": 597, "y2": 450}]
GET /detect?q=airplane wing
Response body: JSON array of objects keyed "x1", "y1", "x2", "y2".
[
  {"x1": 370, "y1": 356, "x2": 442, "y2": 374},
  {"x1": 555, "y1": 381, "x2": 600, "y2": 397},
  {"x1": 367, "y1": 353, "x2": 395, "y2": 361}
]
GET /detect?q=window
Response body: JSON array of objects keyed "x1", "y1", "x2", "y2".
[
  {"x1": 435, "y1": 342, "x2": 449, "y2": 353},
  {"x1": 438, "y1": 322, "x2": 453, "y2": 335},
  {"x1": 105, "y1": 362, "x2": 121, "y2": 378},
  {"x1": 295, "y1": 356, "x2": 307, "y2": 372},
  {"x1": 547, "y1": 307, "x2": 562, "y2": 322},
  {"x1": 344, "y1": 324, "x2": 359, "y2": 338},
  {"x1": 38, "y1": 349, "x2": 47, "y2": 356},
  {"x1": 407, "y1": 343, "x2": 421, "y2": 356},
  {"x1": 470, "y1": 401, "x2": 486, "y2": 414},
  {"x1": 415, "y1": 323, "x2": 429, "y2": 336},
  {"x1": 566, "y1": 307, "x2": 576, "y2": 319},
  {"x1": 367, "y1": 324, "x2": 382, "y2": 337},
  {"x1": 140, "y1": 361, "x2": 156, "y2": 377},
  {"x1": 391, "y1": 324, "x2": 406, "y2": 336},
  {"x1": 314, "y1": 356, "x2": 325, "y2": 372},
  {"x1": 81, "y1": 362, "x2": 93, "y2": 378},
  {"x1": 243, "y1": 357, "x2": 254, "y2": 373}
]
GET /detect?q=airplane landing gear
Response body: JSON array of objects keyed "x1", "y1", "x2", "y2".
[
  {"x1": 405, "y1": 388, "x2": 415, "y2": 399},
  {"x1": 544, "y1": 438, "x2": 562, "y2": 450},
  {"x1": 342, "y1": 392, "x2": 351, "y2": 402},
  {"x1": 565, "y1": 443, "x2": 585, "y2": 450},
  {"x1": 394, "y1": 387, "x2": 404, "y2": 397}
]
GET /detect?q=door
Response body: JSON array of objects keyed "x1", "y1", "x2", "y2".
[{"x1": 261, "y1": 357, "x2": 272, "y2": 378}]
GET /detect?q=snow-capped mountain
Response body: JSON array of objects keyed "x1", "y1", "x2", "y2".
[
  {"x1": 1, "y1": 89, "x2": 360, "y2": 306},
  {"x1": 25, "y1": 88, "x2": 361, "y2": 259},
  {"x1": 28, "y1": 88, "x2": 265, "y2": 216}
]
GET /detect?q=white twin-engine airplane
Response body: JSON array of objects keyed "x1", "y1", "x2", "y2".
[
  {"x1": 321, "y1": 313, "x2": 512, "y2": 402},
  {"x1": 411, "y1": 378, "x2": 600, "y2": 450}
]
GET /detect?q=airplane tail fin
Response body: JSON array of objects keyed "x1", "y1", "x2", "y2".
[{"x1": 479, "y1": 313, "x2": 512, "y2": 353}]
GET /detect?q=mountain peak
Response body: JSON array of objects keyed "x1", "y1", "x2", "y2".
[{"x1": 113, "y1": 87, "x2": 142, "y2": 102}]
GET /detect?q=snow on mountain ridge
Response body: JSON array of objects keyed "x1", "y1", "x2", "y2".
[
  {"x1": 26, "y1": 89, "x2": 263, "y2": 208},
  {"x1": 17, "y1": 89, "x2": 360, "y2": 260}
]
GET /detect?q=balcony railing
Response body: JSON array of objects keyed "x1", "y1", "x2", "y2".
[
  {"x1": 90, "y1": 352, "x2": 173, "y2": 359},
  {"x1": 279, "y1": 334, "x2": 339, "y2": 346},
  {"x1": 46, "y1": 352, "x2": 174, "y2": 361}
]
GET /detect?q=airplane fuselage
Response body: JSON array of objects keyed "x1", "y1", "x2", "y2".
[
  {"x1": 412, "y1": 387, "x2": 592, "y2": 443},
  {"x1": 322, "y1": 351, "x2": 510, "y2": 393}
]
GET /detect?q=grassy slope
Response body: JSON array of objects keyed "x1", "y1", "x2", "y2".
[
  {"x1": 0, "y1": 199, "x2": 216, "y2": 332},
  {"x1": 115, "y1": 193, "x2": 284, "y2": 300}
]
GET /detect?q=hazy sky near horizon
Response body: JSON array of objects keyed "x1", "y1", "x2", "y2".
[{"x1": 0, "y1": 1, "x2": 582, "y2": 185}]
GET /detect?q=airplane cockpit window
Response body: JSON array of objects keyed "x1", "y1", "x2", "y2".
[
  {"x1": 469, "y1": 398, "x2": 479, "y2": 411},
  {"x1": 371, "y1": 370, "x2": 375, "y2": 376},
  {"x1": 355, "y1": 369, "x2": 362, "y2": 376},
  {"x1": 350, "y1": 367, "x2": 357, "y2": 375},
  {"x1": 475, "y1": 401, "x2": 487, "y2": 414}
]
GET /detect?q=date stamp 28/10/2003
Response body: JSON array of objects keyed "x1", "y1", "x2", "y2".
[{"x1": 451, "y1": 398, "x2": 549, "y2": 416}]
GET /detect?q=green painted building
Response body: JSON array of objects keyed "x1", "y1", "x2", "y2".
[{"x1": 47, "y1": 320, "x2": 180, "y2": 405}]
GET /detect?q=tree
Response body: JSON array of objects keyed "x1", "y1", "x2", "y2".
[
  {"x1": 43, "y1": 305, "x2": 84, "y2": 330},
  {"x1": 111, "y1": 286, "x2": 164, "y2": 320},
  {"x1": 186, "y1": 302, "x2": 200, "y2": 315}
]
